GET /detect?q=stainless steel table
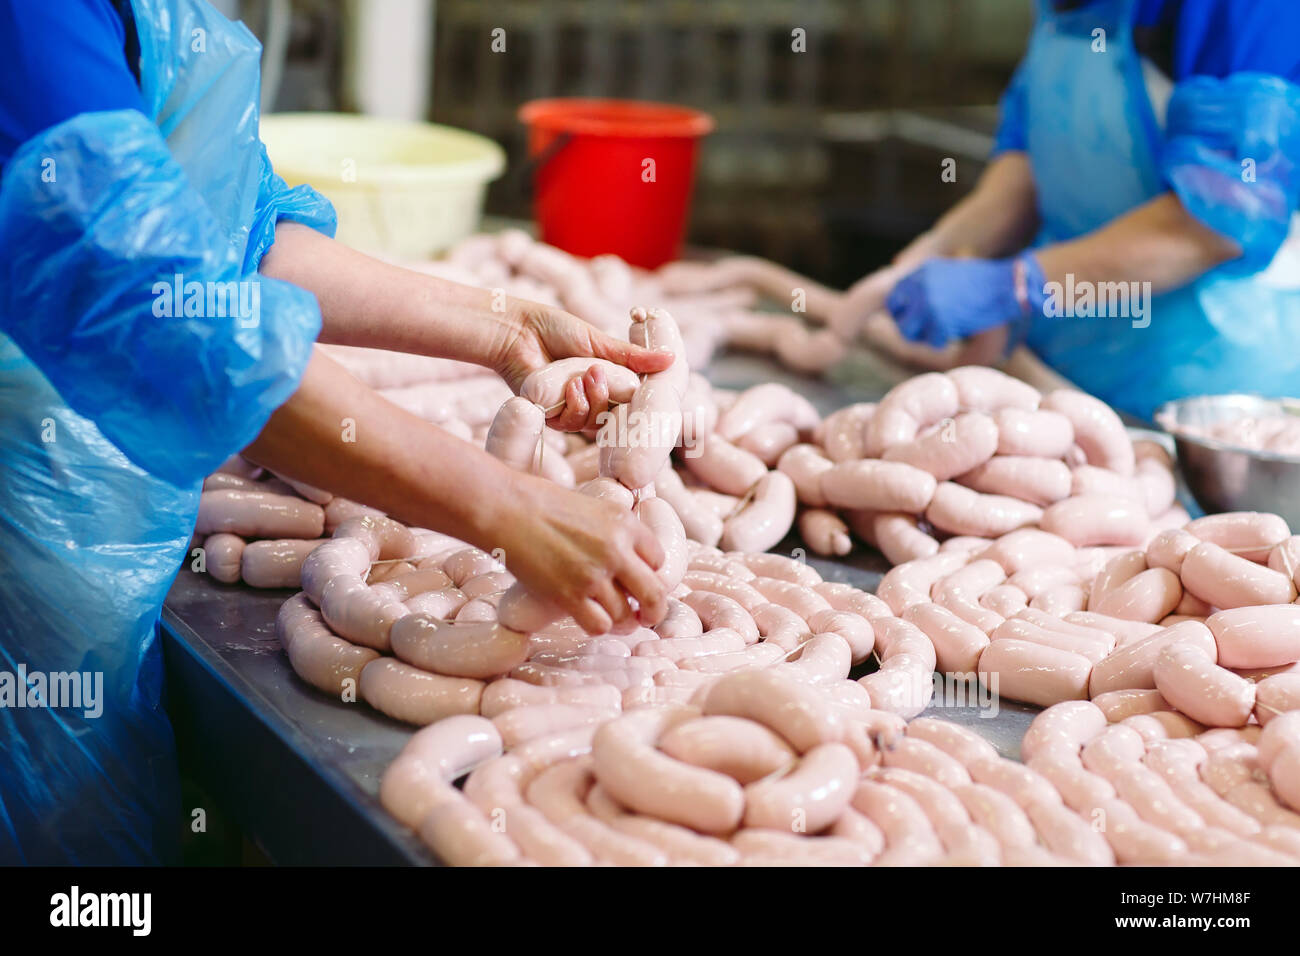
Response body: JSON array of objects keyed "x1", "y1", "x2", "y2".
[{"x1": 161, "y1": 350, "x2": 1040, "y2": 865}]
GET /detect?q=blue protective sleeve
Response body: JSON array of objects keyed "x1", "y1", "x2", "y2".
[
  {"x1": 1162, "y1": 72, "x2": 1300, "y2": 272},
  {"x1": 1140, "y1": 0, "x2": 1300, "y2": 83},
  {"x1": 0, "y1": 0, "x2": 146, "y2": 165},
  {"x1": 246, "y1": 140, "x2": 338, "y2": 273},
  {"x1": 0, "y1": 109, "x2": 322, "y2": 487},
  {"x1": 991, "y1": 59, "x2": 1031, "y2": 156}
]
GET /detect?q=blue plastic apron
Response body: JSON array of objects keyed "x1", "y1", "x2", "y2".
[
  {"x1": 1022, "y1": 0, "x2": 1300, "y2": 420},
  {"x1": 0, "y1": 0, "x2": 330, "y2": 863}
]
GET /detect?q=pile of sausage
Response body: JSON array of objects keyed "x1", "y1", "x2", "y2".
[
  {"x1": 1157, "y1": 408, "x2": 1300, "y2": 457},
  {"x1": 193, "y1": 455, "x2": 382, "y2": 588},
  {"x1": 785, "y1": 366, "x2": 1185, "y2": 562}
]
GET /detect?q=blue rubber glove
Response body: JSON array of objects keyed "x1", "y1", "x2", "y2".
[{"x1": 887, "y1": 253, "x2": 1047, "y2": 349}]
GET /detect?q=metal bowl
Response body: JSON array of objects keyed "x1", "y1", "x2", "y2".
[{"x1": 1155, "y1": 394, "x2": 1300, "y2": 526}]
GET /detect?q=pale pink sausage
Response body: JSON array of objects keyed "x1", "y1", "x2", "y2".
[
  {"x1": 743, "y1": 742, "x2": 858, "y2": 833},
  {"x1": 389, "y1": 614, "x2": 530, "y2": 680},
  {"x1": 657, "y1": 715, "x2": 796, "y2": 784},
  {"x1": 882, "y1": 412, "x2": 999, "y2": 481},
  {"x1": 1092, "y1": 688, "x2": 1169, "y2": 722},
  {"x1": 1186, "y1": 511, "x2": 1291, "y2": 563},
  {"x1": 820, "y1": 459, "x2": 937, "y2": 513},
  {"x1": 870, "y1": 512, "x2": 940, "y2": 564},
  {"x1": 240, "y1": 537, "x2": 327, "y2": 588},
  {"x1": 585, "y1": 782, "x2": 741, "y2": 866},
  {"x1": 1029, "y1": 583, "x2": 1088, "y2": 616},
  {"x1": 526, "y1": 758, "x2": 667, "y2": 866},
  {"x1": 1089, "y1": 619, "x2": 1218, "y2": 696},
  {"x1": 678, "y1": 571, "x2": 766, "y2": 612},
  {"x1": 1040, "y1": 494, "x2": 1149, "y2": 547},
  {"x1": 952, "y1": 782, "x2": 1038, "y2": 851},
  {"x1": 1255, "y1": 673, "x2": 1300, "y2": 725},
  {"x1": 957, "y1": 456, "x2": 1072, "y2": 506},
  {"x1": 777, "y1": 443, "x2": 834, "y2": 506},
  {"x1": 991, "y1": 618, "x2": 1111, "y2": 665},
  {"x1": 904, "y1": 602, "x2": 989, "y2": 674},
  {"x1": 277, "y1": 593, "x2": 379, "y2": 697},
  {"x1": 682, "y1": 435, "x2": 767, "y2": 496},
  {"x1": 1136, "y1": 459, "x2": 1177, "y2": 517},
  {"x1": 925, "y1": 482, "x2": 1043, "y2": 538},
  {"x1": 1093, "y1": 567, "x2": 1183, "y2": 623},
  {"x1": 360, "y1": 658, "x2": 483, "y2": 725},
  {"x1": 870, "y1": 767, "x2": 995, "y2": 863},
  {"x1": 1144, "y1": 527, "x2": 1199, "y2": 575},
  {"x1": 979, "y1": 584, "x2": 1028, "y2": 618},
  {"x1": 851, "y1": 781, "x2": 944, "y2": 865},
  {"x1": 808, "y1": 607, "x2": 875, "y2": 662},
  {"x1": 703, "y1": 668, "x2": 844, "y2": 753},
  {"x1": 635, "y1": 495, "x2": 687, "y2": 592},
  {"x1": 203, "y1": 532, "x2": 245, "y2": 584},
  {"x1": 681, "y1": 591, "x2": 759, "y2": 643},
  {"x1": 479, "y1": 679, "x2": 621, "y2": 717},
  {"x1": 905, "y1": 717, "x2": 999, "y2": 766},
  {"x1": 981, "y1": 528, "x2": 1077, "y2": 575},
  {"x1": 980, "y1": 638, "x2": 1092, "y2": 707},
  {"x1": 1040, "y1": 389, "x2": 1134, "y2": 475},
  {"x1": 1257, "y1": 712, "x2": 1300, "y2": 773},
  {"x1": 877, "y1": 550, "x2": 969, "y2": 615},
  {"x1": 590, "y1": 709, "x2": 744, "y2": 834},
  {"x1": 880, "y1": 736, "x2": 971, "y2": 788},
  {"x1": 318, "y1": 576, "x2": 408, "y2": 651},
  {"x1": 1181, "y1": 540, "x2": 1297, "y2": 609},
  {"x1": 864, "y1": 372, "x2": 960, "y2": 457},
  {"x1": 799, "y1": 508, "x2": 853, "y2": 557},
  {"x1": 732, "y1": 551, "x2": 821, "y2": 586},
  {"x1": 1208, "y1": 604, "x2": 1300, "y2": 669},
  {"x1": 1064, "y1": 611, "x2": 1162, "y2": 645},
  {"x1": 653, "y1": 466, "x2": 723, "y2": 547},
  {"x1": 196, "y1": 489, "x2": 325, "y2": 539},
  {"x1": 486, "y1": 395, "x2": 546, "y2": 473},
  {"x1": 818, "y1": 403, "x2": 875, "y2": 462},
  {"x1": 1267, "y1": 535, "x2": 1300, "y2": 582},
  {"x1": 598, "y1": 379, "x2": 683, "y2": 490},
  {"x1": 492, "y1": 704, "x2": 616, "y2": 748},
  {"x1": 994, "y1": 407, "x2": 1075, "y2": 458},
  {"x1": 946, "y1": 365, "x2": 1040, "y2": 413},
  {"x1": 1070, "y1": 464, "x2": 1145, "y2": 504},
  {"x1": 932, "y1": 559, "x2": 1007, "y2": 634},
  {"x1": 1153, "y1": 640, "x2": 1255, "y2": 728},
  {"x1": 379, "y1": 714, "x2": 503, "y2": 829},
  {"x1": 715, "y1": 382, "x2": 819, "y2": 442},
  {"x1": 748, "y1": 576, "x2": 831, "y2": 623},
  {"x1": 720, "y1": 470, "x2": 796, "y2": 553},
  {"x1": 1087, "y1": 549, "x2": 1146, "y2": 611},
  {"x1": 1027, "y1": 751, "x2": 1114, "y2": 813},
  {"x1": 813, "y1": 580, "x2": 894, "y2": 622},
  {"x1": 1026, "y1": 800, "x2": 1115, "y2": 865}
]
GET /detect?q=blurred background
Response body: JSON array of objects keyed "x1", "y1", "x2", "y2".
[{"x1": 228, "y1": 0, "x2": 1032, "y2": 285}]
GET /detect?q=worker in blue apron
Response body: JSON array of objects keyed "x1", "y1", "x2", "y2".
[
  {"x1": 866, "y1": 0, "x2": 1300, "y2": 421},
  {"x1": 0, "y1": 0, "x2": 671, "y2": 863}
]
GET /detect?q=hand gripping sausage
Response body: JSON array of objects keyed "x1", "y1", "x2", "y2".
[
  {"x1": 590, "y1": 708, "x2": 744, "y2": 834},
  {"x1": 1040, "y1": 389, "x2": 1135, "y2": 475},
  {"x1": 521, "y1": 358, "x2": 641, "y2": 412}
]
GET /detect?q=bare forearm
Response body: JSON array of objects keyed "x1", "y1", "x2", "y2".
[
  {"x1": 241, "y1": 349, "x2": 528, "y2": 548},
  {"x1": 901, "y1": 152, "x2": 1041, "y2": 264},
  {"x1": 259, "y1": 222, "x2": 519, "y2": 369},
  {"x1": 1035, "y1": 193, "x2": 1241, "y2": 294}
]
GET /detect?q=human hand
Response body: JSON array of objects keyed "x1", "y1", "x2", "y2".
[
  {"x1": 493, "y1": 301, "x2": 674, "y2": 431},
  {"x1": 495, "y1": 474, "x2": 668, "y2": 634},
  {"x1": 886, "y1": 253, "x2": 1044, "y2": 349}
]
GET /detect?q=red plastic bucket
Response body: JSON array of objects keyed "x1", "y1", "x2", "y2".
[{"x1": 518, "y1": 98, "x2": 714, "y2": 269}]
